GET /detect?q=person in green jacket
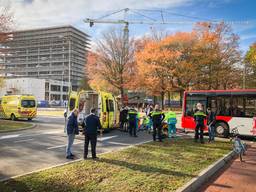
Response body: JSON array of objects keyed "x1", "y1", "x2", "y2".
[
  {"x1": 194, "y1": 103, "x2": 207, "y2": 143},
  {"x1": 166, "y1": 111, "x2": 177, "y2": 138}
]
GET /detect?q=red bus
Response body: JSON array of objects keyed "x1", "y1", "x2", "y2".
[{"x1": 181, "y1": 89, "x2": 256, "y2": 138}]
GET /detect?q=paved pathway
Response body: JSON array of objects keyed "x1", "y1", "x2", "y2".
[{"x1": 201, "y1": 142, "x2": 256, "y2": 192}]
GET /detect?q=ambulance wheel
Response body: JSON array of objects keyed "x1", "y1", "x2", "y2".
[
  {"x1": 215, "y1": 122, "x2": 229, "y2": 138},
  {"x1": 11, "y1": 114, "x2": 16, "y2": 121}
]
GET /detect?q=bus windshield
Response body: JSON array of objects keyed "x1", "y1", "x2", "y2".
[{"x1": 21, "y1": 100, "x2": 36, "y2": 108}]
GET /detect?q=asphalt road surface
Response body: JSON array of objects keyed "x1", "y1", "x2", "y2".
[{"x1": 0, "y1": 116, "x2": 153, "y2": 181}]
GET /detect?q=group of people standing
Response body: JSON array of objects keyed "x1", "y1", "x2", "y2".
[
  {"x1": 120, "y1": 104, "x2": 178, "y2": 142},
  {"x1": 193, "y1": 103, "x2": 216, "y2": 143},
  {"x1": 65, "y1": 108, "x2": 101, "y2": 160}
]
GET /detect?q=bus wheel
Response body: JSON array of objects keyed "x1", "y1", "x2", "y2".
[
  {"x1": 11, "y1": 114, "x2": 16, "y2": 121},
  {"x1": 215, "y1": 122, "x2": 229, "y2": 138}
]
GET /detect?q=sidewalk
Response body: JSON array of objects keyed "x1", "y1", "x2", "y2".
[{"x1": 201, "y1": 142, "x2": 256, "y2": 192}]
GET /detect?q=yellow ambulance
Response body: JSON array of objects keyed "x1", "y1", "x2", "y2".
[
  {"x1": 0, "y1": 95, "x2": 37, "y2": 121},
  {"x1": 68, "y1": 90, "x2": 119, "y2": 131}
]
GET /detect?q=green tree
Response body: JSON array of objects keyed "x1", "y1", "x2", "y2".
[{"x1": 245, "y1": 43, "x2": 256, "y2": 88}]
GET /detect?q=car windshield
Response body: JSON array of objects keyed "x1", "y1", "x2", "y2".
[{"x1": 21, "y1": 100, "x2": 36, "y2": 108}]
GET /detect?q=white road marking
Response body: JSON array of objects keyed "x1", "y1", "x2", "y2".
[
  {"x1": 47, "y1": 141, "x2": 84, "y2": 150},
  {"x1": 0, "y1": 130, "x2": 64, "y2": 141},
  {"x1": 47, "y1": 135, "x2": 118, "y2": 150},
  {"x1": 98, "y1": 135, "x2": 118, "y2": 141},
  {"x1": 0, "y1": 134, "x2": 21, "y2": 140},
  {"x1": 14, "y1": 138, "x2": 34, "y2": 143}
]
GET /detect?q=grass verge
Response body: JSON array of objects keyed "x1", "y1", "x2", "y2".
[
  {"x1": 0, "y1": 120, "x2": 32, "y2": 133},
  {"x1": 0, "y1": 138, "x2": 232, "y2": 192}
]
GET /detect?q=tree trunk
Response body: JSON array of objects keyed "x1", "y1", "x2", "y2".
[
  {"x1": 179, "y1": 90, "x2": 183, "y2": 108},
  {"x1": 120, "y1": 86, "x2": 124, "y2": 106},
  {"x1": 161, "y1": 91, "x2": 165, "y2": 110},
  {"x1": 168, "y1": 91, "x2": 171, "y2": 108}
]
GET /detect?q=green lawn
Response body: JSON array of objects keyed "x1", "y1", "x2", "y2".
[
  {"x1": 0, "y1": 120, "x2": 31, "y2": 133},
  {"x1": 0, "y1": 138, "x2": 232, "y2": 192}
]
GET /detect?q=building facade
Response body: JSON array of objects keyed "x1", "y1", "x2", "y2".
[
  {"x1": 0, "y1": 26, "x2": 90, "y2": 90},
  {"x1": 0, "y1": 78, "x2": 69, "y2": 102}
]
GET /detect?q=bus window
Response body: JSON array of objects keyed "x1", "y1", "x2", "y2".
[
  {"x1": 232, "y1": 96, "x2": 245, "y2": 117},
  {"x1": 217, "y1": 97, "x2": 232, "y2": 116},
  {"x1": 69, "y1": 98, "x2": 76, "y2": 111},
  {"x1": 245, "y1": 97, "x2": 256, "y2": 117},
  {"x1": 185, "y1": 95, "x2": 207, "y2": 116}
]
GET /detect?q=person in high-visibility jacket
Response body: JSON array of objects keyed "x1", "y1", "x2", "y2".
[
  {"x1": 128, "y1": 108, "x2": 138, "y2": 137},
  {"x1": 194, "y1": 103, "x2": 206, "y2": 143},
  {"x1": 149, "y1": 105, "x2": 165, "y2": 142},
  {"x1": 166, "y1": 111, "x2": 177, "y2": 138}
]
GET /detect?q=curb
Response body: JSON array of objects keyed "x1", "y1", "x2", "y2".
[
  {"x1": 0, "y1": 123, "x2": 37, "y2": 133},
  {"x1": 0, "y1": 139, "x2": 152, "y2": 183},
  {"x1": 176, "y1": 150, "x2": 236, "y2": 192}
]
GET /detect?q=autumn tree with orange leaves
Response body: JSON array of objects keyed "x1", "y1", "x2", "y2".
[
  {"x1": 135, "y1": 22, "x2": 241, "y2": 107},
  {"x1": 86, "y1": 28, "x2": 135, "y2": 102}
]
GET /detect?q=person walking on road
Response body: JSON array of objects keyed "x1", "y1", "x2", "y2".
[
  {"x1": 207, "y1": 107, "x2": 216, "y2": 142},
  {"x1": 128, "y1": 108, "x2": 138, "y2": 137},
  {"x1": 83, "y1": 108, "x2": 102, "y2": 159},
  {"x1": 194, "y1": 103, "x2": 206, "y2": 144},
  {"x1": 66, "y1": 108, "x2": 79, "y2": 159},
  {"x1": 149, "y1": 104, "x2": 165, "y2": 142}
]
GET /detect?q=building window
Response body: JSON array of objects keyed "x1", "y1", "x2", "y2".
[{"x1": 50, "y1": 85, "x2": 61, "y2": 92}]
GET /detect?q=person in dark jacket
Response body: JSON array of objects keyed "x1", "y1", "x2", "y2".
[
  {"x1": 83, "y1": 108, "x2": 102, "y2": 159},
  {"x1": 66, "y1": 109, "x2": 79, "y2": 159},
  {"x1": 194, "y1": 103, "x2": 206, "y2": 143},
  {"x1": 128, "y1": 108, "x2": 138, "y2": 137},
  {"x1": 149, "y1": 104, "x2": 165, "y2": 142},
  {"x1": 207, "y1": 107, "x2": 216, "y2": 142},
  {"x1": 120, "y1": 106, "x2": 128, "y2": 132}
]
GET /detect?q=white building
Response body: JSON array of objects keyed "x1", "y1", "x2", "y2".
[{"x1": 0, "y1": 78, "x2": 69, "y2": 102}]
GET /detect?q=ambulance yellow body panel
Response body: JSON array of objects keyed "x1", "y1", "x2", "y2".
[
  {"x1": 68, "y1": 90, "x2": 119, "y2": 130},
  {"x1": 0, "y1": 95, "x2": 37, "y2": 120}
]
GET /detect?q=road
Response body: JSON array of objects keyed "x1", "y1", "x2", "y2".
[{"x1": 0, "y1": 116, "x2": 153, "y2": 181}]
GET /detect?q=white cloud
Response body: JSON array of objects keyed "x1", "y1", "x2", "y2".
[{"x1": 2, "y1": 0, "x2": 195, "y2": 30}]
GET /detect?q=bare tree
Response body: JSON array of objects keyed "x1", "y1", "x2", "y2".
[
  {"x1": 87, "y1": 28, "x2": 135, "y2": 103},
  {"x1": 0, "y1": 2, "x2": 13, "y2": 88}
]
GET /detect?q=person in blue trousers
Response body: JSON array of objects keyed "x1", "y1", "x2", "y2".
[{"x1": 66, "y1": 109, "x2": 79, "y2": 159}]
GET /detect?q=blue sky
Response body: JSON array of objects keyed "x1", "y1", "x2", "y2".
[{"x1": 3, "y1": 0, "x2": 256, "y2": 53}]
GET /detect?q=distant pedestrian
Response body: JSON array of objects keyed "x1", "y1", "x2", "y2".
[
  {"x1": 145, "y1": 105, "x2": 153, "y2": 116},
  {"x1": 194, "y1": 103, "x2": 206, "y2": 144},
  {"x1": 233, "y1": 134, "x2": 246, "y2": 162},
  {"x1": 83, "y1": 108, "x2": 102, "y2": 159},
  {"x1": 120, "y1": 106, "x2": 128, "y2": 132},
  {"x1": 149, "y1": 104, "x2": 165, "y2": 142},
  {"x1": 128, "y1": 108, "x2": 138, "y2": 137},
  {"x1": 66, "y1": 108, "x2": 79, "y2": 159},
  {"x1": 207, "y1": 107, "x2": 216, "y2": 142}
]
